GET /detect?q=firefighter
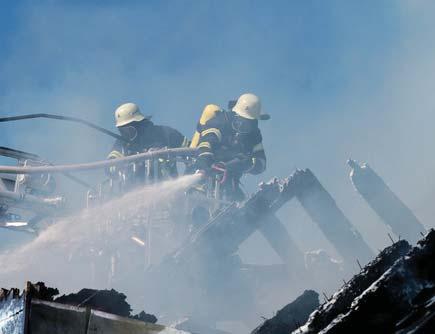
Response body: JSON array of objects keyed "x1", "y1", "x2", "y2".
[
  {"x1": 192, "y1": 93, "x2": 269, "y2": 201},
  {"x1": 108, "y1": 102, "x2": 189, "y2": 182}
]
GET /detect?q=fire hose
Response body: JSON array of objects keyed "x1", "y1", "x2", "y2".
[
  {"x1": 0, "y1": 147, "x2": 198, "y2": 174},
  {"x1": 0, "y1": 113, "x2": 130, "y2": 187}
]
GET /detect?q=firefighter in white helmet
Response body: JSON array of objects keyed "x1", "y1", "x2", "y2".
[
  {"x1": 108, "y1": 102, "x2": 189, "y2": 181},
  {"x1": 192, "y1": 93, "x2": 269, "y2": 200}
]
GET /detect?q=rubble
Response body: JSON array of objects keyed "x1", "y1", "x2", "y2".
[
  {"x1": 0, "y1": 166, "x2": 403, "y2": 331},
  {"x1": 55, "y1": 288, "x2": 131, "y2": 315},
  {"x1": 131, "y1": 311, "x2": 158, "y2": 324},
  {"x1": 290, "y1": 229, "x2": 435, "y2": 333},
  {"x1": 26, "y1": 281, "x2": 59, "y2": 301},
  {"x1": 55, "y1": 287, "x2": 157, "y2": 323},
  {"x1": 141, "y1": 170, "x2": 377, "y2": 327},
  {"x1": 0, "y1": 282, "x2": 163, "y2": 333},
  {"x1": 251, "y1": 290, "x2": 319, "y2": 334},
  {"x1": 395, "y1": 286, "x2": 435, "y2": 333},
  {"x1": 0, "y1": 286, "x2": 27, "y2": 333},
  {"x1": 294, "y1": 239, "x2": 410, "y2": 333},
  {"x1": 146, "y1": 176, "x2": 303, "y2": 320}
]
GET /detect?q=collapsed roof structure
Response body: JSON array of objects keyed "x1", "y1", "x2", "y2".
[
  {"x1": 251, "y1": 230, "x2": 435, "y2": 334},
  {"x1": 0, "y1": 113, "x2": 432, "y2": 333}
]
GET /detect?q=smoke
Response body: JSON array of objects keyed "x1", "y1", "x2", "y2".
[
  {"x1": 1, "y1": 1, "x2": 435, "y2": 331},
  {"x1": 0, "y1": 174, "x2": 200, "y2": 292}
]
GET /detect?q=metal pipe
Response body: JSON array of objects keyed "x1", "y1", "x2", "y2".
[
  {"x1": 0, "y1": 189, "x2": 64, "y2": 213},
  {"x1": 0, "y1": 147, "x2": 197, "y2": 174},
  {"x1": 0, "y1": 146, "x2": 94, "y2": 189}
]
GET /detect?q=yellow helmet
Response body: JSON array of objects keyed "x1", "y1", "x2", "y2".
[
  {"x1": 232, "y1": 93, "x2": 270, "y2": 120},
  {"x1": 114, "y1": 103, "x2": 149, "y2": 127}
]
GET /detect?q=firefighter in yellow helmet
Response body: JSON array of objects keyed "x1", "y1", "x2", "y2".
[
  {"x1": 108, "y1": 102, "x2": 189, "y2": 182},
  {"x1": 191, "y1": 93, "x2": 269, "y2": 200}
]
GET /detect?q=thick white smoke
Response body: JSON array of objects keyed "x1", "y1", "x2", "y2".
[{"x1": 1, "y1": 2, "x2": 435, "y2": 333}]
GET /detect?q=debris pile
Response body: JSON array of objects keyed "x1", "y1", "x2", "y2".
[
  {"x1": 55, "y1": 288, "x2": 157, "y2": 323},
  {"x1": 55, "y1": 288, "x2": 132, "y2": 316},
  {"x1": 0, "y1": 286, "x2": 26, "y2": 332},
  {"x1": 26, "y1": 281, "x2": 59, "y2": 301},
  {"x1": 288, "y1": 229, "x2": 435, "y2": 333},
  {"x1": 0, "y1": 282, "x2": 165, "y2": 334},
  {"x1": 250, "y1": 239, "x2": 411, "y2": 334},
  {"x1": 2, "y1": 159, "x2": 430, "y2": 332},
  {"x1": 294, "y1": 239, "x2": 411, "y2": 333},
  {"x1": 251, "y1": 290, "x2": 319, "y2": 334},
  {"x1": 141, "y1": 170, "x2": 380, "y2": 327}
]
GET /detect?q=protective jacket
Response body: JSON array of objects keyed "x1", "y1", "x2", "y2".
[
  {"x1": 193, "y1": 110, "x2": 266, "y2": 176},
  {"x1": 108, "y1": 120, "x2": 188, "y2": 179},
  {"x1": 109, "y1": 121, "x2": 187, "y2": 158}
]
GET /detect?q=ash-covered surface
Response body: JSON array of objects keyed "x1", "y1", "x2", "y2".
[
  {"x1": 0, "y1": 282, "x2": 158, "y2": 325},
  {"x1": 0, "y1": 287, "x2": 26, "y2": 333},
  {"x1": 27, "y1": 281, "x2": 59, "y2": 301},
  {"x1": 395, "y1": 286, "x2": 435, "y2": 333},
  {"x1": 290, "y1": 229, "x2": 435, "y2": 334},
  {"x1": 294, "y1": 239, "x2": 411, "y2": 333},
  {"x1": 251, "y1": 290, "x2": 319, "y2": 334},
  {"x1": 55, "y1": 288, "x2": 131, "y2": 317},
  {"x1": 55, "y1": 288, "x2": 157, "y2": 323}
]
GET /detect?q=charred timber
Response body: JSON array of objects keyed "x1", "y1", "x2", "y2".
[
  {"x1": 348, "y1": 159, "x2": 426, "y2": 244},
  {"x1": 294, "y1": 169, "x2": 374, "y2": 266},
  {"x1": 292, "y1": 239, "x2": 411, "y2": 333},
  {"x1": 293, "y1": 230, "x2": 435, "y2": 334},
  {"x1": 251, "y1": 290, "x2": 319, "y2": 334}
]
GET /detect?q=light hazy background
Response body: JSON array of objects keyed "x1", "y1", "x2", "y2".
[{"x1": 1, "y1": 0, "x2": 435, "y2": 315}]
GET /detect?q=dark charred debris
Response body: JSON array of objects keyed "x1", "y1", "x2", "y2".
[
  {"x1": 251, "y1": 290, "x2": 320, "y2": 334},
  {"x1": 252, "y1": 229, "x2": 435, "y2": 334},
  {"x1": 2, "y1": 233, "x2": 434, "y2": 333},
  {"x1": 54, "y1": 285, "x2": 158, "y2": 323},
  {"x1": 2, "y1": 282, "x2": 157, "y2": 324}
]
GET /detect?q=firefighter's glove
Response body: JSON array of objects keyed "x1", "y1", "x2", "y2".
[
  {"x1": 194, "y1": 154, "x2": 214, "y2": 174},
  {"x1": 225, "y1": 155, "x2": 253, "y2": 175}
]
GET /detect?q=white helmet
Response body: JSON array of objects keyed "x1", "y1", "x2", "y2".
[
  {"x1": 115, "y1": 103, "x2": 149, "y2": 127},
  {"x1": 232, "y1": 93, "x2": 270, "y2": 120}
]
